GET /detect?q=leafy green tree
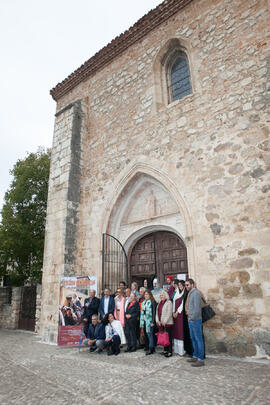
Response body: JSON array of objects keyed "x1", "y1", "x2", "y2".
[{"x1": 0, "y1": 148, "x2": 50, "y2": 286}]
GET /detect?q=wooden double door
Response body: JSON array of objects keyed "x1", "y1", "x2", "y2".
[
  {"x1": 18, "y1": 286, "x2": 37, "y2": 331},
  {"x1": 130, "y1": 231, "x2": 188, "y2": 288}
]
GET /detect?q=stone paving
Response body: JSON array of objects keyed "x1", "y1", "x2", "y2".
[{"x1": 0, "y1": 329, "x2": 269, "y2": 405}]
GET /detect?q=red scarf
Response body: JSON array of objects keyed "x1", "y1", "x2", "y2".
[
  {"x1": 128, "y1": 301, "x2": 136, "y2": 309},
  {"x1": 158, "y1": 299, "x2": 166, "y2": 321}
]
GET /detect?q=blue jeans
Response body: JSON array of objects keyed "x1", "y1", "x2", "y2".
[
  {"x1": 146, "y1": 326, "x2": 154, "y2": 349},
  {"x1": 188, "y1": 319, "x2": 204, "y2": 361}
]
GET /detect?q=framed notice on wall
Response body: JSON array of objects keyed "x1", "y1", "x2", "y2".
[
  {"x1": 177, "y1": 273, "x2": 187, "y2": 281},
  {"x1": 58, "y1": 275, "x2": 97, "y2": 346}
]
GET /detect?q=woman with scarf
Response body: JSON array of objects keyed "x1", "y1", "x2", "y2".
[
  {"x1": 138, "y1": 287, "x2": 146, "y2": 309},
  {"x1": 156, "y1": 290, "x2": 173, "y2": 357},
  {"x1": 140, "y1": 289, "x2": 157, "y2": 355},
  {"x1": 172, "y1": 281, "x2": 185, "y2": 355},
  {"x1": 178, "y1": 279, "x2": 193, "y2": 356}
]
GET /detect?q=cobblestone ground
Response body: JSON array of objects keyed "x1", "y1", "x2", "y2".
[{"x1": 0, "y1": 329, "x2": 269, "y2": 405}]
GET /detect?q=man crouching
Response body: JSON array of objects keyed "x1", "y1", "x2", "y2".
[{"x1": 85, "y1": 314, "x2": 105, "y2": 353}]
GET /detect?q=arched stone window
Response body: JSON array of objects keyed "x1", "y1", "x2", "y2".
[
  {"x1": 167, "y1": 52, "x2": 192, "y2": 103},
  {"x1": 153, "y1": 38, "x2": 194, "y2": 109}
]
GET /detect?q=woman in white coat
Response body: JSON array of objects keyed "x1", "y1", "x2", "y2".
[
  {"x1": 156, "y1": 290, "x2": 173, "y2": 357},
  {"x1": 104, "y1": 313, "x2": 126, "y2": 355}
]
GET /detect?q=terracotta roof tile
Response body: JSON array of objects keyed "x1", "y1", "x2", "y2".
[{"x1": 50, "y1": 0, "x2": 193, "y2": 101}]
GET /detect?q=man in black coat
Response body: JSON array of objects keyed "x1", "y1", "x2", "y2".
[
  {"x1": 83, "y1": 290, "x2": 100, "y2": 336},
  {"x1": 124, "y1": 292, "x2": 140, "y2": 352}
]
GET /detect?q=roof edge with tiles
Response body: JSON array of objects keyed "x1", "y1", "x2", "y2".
[{"x1": 50, "y1": 0, "x2": 194, "y2": 101}]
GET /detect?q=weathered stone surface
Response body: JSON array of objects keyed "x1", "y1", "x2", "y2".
[
  {"x1": 218, "y1": 278, "x2": 229, "y2": 286},
  {"x1": 238, "y1": 248, "x2": 258, "y2": 256},
  {"x1": 216, "y1": 341, "x2": 228, "y2": 353},
  {"x1": 222, "y1": 314, "x2": 238, "y2": 324},
  {"x1": 243, "y1": 283, "x2": 263, "y2": 298},
  {"x1": 228, "y1": 343, "x2": 257, "y2": 358},
  {"x1": 214, "y1": 142, "x2": 233, "y2": 153},
  {"x1": 253, "y1": 329, "x2": 270, "y2": 356},
  {"x1": 225, "y1": 334, "x2": 257, "y2": 358},
  {"x1": 262, "y1": 185, "x2": 270, "y2": 193},
  {"x1": 228, "y1": 163, "x2": 244, "y2": 175},
  {"x1": 230, "y1": 271, "x2": 250, "y2": 284},
  {"x1": 258, "y1": 139, "x2": 270, "y2": 152},
  {"x1": 0, "y1": 287, "x2": 22, "y2": 329},
  {"x1": 250, "y1": 167, "x2": 265, "y2": 178},
  {"x1": 223, "y1": 286, "x2": 240, "y2": 298},
  {"x1": 230, "y1": 258, "x2": 253, "y2": 269},
  {"x1": 210, "y1": 223, "x2": 222, "y2": 235}
]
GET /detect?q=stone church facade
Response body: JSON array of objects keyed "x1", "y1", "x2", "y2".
[{"x1": 40, "y1": 0, "x2": 270, "y2": 357}]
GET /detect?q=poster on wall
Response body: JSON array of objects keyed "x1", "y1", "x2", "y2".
[
  {"x1": 58, "y1": 275, "x2": 97, "y2": 346},
  {"x1": 177, "y1": 273, "x2": 187, "y2": 281}
]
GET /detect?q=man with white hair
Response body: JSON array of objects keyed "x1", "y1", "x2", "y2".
[
  {"x1": 152, "y1": 278, "x2": 162, "y2": 303},
  {"x1": 83, "y1": 290, "x2": 100, "y2": 337}
]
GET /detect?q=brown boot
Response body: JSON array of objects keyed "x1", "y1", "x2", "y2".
[
  {"x1": 191, "y1": 360, "x2": 205, "y2": 367},
  {"x1": 187, "y1": 357, "x2": 197, "y2": 363}
]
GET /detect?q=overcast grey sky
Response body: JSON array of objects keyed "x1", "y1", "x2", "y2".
[{"x1": 0, "y1": 0, "x2": 162, "y2": 211}]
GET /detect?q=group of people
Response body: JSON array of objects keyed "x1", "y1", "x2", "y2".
[
  {"x1": 59, "y1": 293, "x2": 83, "y2": 326},
  {"x1": 77, "y1": 277, "x2": 205, "y2": 367}
]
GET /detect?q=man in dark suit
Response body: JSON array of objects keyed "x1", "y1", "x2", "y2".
[
  {"x1": 83, "y1": 290, "x2": 100, "y2": 336},
  {"x1": 125, "y1": 292, "x2": 140, "y2": 352},
  {"x1": 99, "y1": 288, "x2": 115, "y2": 320}
]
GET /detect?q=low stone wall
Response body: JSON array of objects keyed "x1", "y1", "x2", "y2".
[
  {"x1": 0, "y1": 285, "x2": 42, "y2": 331},
  {"x1": 0, "y1": 287, "x2": 22, "y2": 329}
]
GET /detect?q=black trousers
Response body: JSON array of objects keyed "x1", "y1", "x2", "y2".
[
  {"x1": 125, "y1": 318, "x2": 137, "y2": 348},
  {"x1": 104, "y1": 335, "x2": 121, "y2": 354},
  {"x1": 183, "y1": 314, "x2": 193, "y2": 356}
]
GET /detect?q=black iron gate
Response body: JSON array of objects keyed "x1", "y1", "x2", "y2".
[
  {"x1": 18, "y1": 286, "x2": 37, "y2": 331},
  {"x1": 102, "y1": 233, "x2": 128, "y2": 292}
]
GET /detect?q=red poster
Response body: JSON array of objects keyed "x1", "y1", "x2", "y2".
[
  {"x1": 57, "y1": 325, "x2": 83, "y2": 347},
  {"x1": 58, "y1": 276, "x2": 97, "y2": 347}
]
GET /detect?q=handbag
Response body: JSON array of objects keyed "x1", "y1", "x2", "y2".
[
  {"x1": 202, "y1": 304, "x2": 215, "y2": 323},
  {"x1": 156, "y1": 330, "x2": 170, "y2": 347}
]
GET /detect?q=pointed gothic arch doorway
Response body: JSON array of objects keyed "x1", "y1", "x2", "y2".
[{"x1": 129, "y1": 231, "x2": 188, "y2": 288}]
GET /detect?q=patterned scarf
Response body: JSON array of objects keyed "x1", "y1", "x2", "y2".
[{"x1": 140, "y1": 299, "x2": 153, "y2": 333}]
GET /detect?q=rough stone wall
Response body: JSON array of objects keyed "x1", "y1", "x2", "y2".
[
  {"x1": 40, "y1": 101, "x2": 84, "y2": 342},
  {"x1": 35, "y1": 284, "x2": 42, "y2": 334},
  {"x1": 0, "y1": 287, "x2": 22, "y2": 329},
  {"x1": 43, "y1": 0, "x2": 270, "y2": 355}
]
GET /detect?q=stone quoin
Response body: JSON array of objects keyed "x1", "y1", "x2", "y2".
[{"x1": 40, "y1": 0, "x2": 270, "y2": 357}]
